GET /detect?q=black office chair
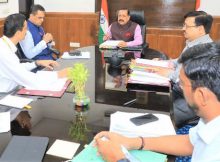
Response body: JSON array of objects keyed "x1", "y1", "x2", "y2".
[
  {"x1": 16, "y1": 43, "x2": 33, "y2": 63},
  {"x1": 129, "y1": 10, "x2": 148, "y2": 49}
]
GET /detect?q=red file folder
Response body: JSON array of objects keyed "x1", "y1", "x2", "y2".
[{"x1": 17, "y1": 80, "x2": 71, "y2": 98}]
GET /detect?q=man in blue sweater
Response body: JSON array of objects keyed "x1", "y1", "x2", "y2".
[{"x1": 20, "y1": 4, "x2": 55, "y2": 60}]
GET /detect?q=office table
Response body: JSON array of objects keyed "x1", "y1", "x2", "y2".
[{"x1": 0, "y1": 46, "x2": 175, "y2": 162}]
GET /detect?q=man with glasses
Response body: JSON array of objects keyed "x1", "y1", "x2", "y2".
[
  {"x1": 19, "y1": 4, "x2": 55, "y2": 60},
  {"x1": 95, "y1": 42, "x2": 220, "y2": 162}
]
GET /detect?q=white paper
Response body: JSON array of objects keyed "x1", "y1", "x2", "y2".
[
  {"x1": 26, "y1": 77, "x2": 67, "y2": 91},
  {"x1": 61, "y1": 52, "x2": 90, "y2": 59},
  {"x1": 0, "y1": 95, "x2": 33, "y2": 109},
  {"x1": 0, "y1": 112, "x2": 10, "y2": 133},
  {"x1": 136, "y1": 58, "x2": 170, "y2": 68},
  {"x1": 99, "y1": 40, "x2": 122, "y2": 49},
  {"x1": 46, "y1": 139, "x2": 80, "y2": 159},
  {"x1": 110, "y1": 111, "x2": 176, "y2": 138}
]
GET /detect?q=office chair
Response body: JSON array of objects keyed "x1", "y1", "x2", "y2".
[
  {"x1": 16, "y1": 43, "x2": 33, "y2": 63},
  {"x1": 129, "y1": 10, "x2": 148, "y2": 49}
]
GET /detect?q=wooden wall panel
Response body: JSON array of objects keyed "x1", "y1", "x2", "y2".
[
  {"x1": 43, "y1": 12, "x2": 99, "y2": 53},
  {"x1": 95, "y1": 0, "x2": 195, "y2": 27},
  {"x1": 0, "y1": 19, "x2": 4, "y2": 37}
]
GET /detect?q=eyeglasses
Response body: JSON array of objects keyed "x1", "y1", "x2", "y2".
[{"x1": 183, "y1": 23, "x2": 198, "y2": 28}]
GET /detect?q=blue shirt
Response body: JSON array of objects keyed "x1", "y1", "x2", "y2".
[
  {"x1": 189, "y1": 116, "x2": 220, "y2": 162},
  {"x1": 19, "y1": 20, "x2": 54, "y2": 60}
]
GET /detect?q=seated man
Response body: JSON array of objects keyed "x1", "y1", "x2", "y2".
[
  {"x1": 156, "y1": 11, "x2": 213, "y2": 128},
  {"x1": 19, "y1": 4, "x2": 55, "y2": 60},
  {"x1": 95, "y1": 42, "x2": 220, "y2": 162},
  {"x1": 103, "y1": 9, "x2": 143, "y2": 48},
  {"x1": 0, "y1": 13, "x2": 68, "y2": 93}
]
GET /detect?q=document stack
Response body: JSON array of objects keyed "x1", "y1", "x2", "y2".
[{"x1": 127, "y1": 58, "x2": 172, "y2": 92}]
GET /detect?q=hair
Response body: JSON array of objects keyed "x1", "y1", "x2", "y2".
[
  {"x1": 116, "y1": 8, "x2": 130, "y2": 16},
  {"x1": 30, "y1": 4, "x2": 45, "y2": 15},
  {"x1": 184, "y1": 11, "x2": 213, "y2": 34},
  {"x1": 3, "y1": 13, "x2": 26, "y2": 38},
  {"x1": 178, "y1": 42, "x2": 220, "y2": 101}
]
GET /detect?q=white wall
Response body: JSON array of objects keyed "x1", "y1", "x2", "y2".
[
  {"x1": 199, "y1": 0, "x2": 220, "y2": 16},
  {"x1": 34, "y1": 0, "x2": 95, "y2": 13},
  {"x1": 0, "y1": 0, "x2": 19, "y2": 18}
]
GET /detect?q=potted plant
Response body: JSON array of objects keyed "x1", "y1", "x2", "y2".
[{"x1": 67, "y1": 63, "x2": 90, "y2": 141}]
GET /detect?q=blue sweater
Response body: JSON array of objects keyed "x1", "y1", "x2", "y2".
[{"x1": 27, "y1": 20, "x2": 54, "y2": 60}]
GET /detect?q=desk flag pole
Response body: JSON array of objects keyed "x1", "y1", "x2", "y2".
[{"x1": 98, "y1": 0, "x2": 109, "y2": 44}]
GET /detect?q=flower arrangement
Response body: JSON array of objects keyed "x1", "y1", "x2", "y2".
[{"x1": 67, "y1": 63, "x2": 90, "y2": 141}]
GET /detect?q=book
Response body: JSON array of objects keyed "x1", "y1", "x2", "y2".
[
  {"x1": 72, "y1": 143, "x2": 167, "y2": 162},
  {"x1": 17, "y1": 80, "x2": 71, "y2": 98}
]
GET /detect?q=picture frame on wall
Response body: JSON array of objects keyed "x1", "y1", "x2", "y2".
[{"x1": 0, "y1": 0, "x2": 8, "y2": 3}]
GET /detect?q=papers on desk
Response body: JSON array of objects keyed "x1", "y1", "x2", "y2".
[
  {"x1": 17, "y1": 79, "x2": 71, "y2": 98},
  {"x1": 46, "y1": 139, "x2": 80, "y2": 159},
  {"x1": 61, "y1": 52, "x2": 90, "y2": 59},
  {"x1": 0, "y1": 112, "x2": 10, "y2": 133},
  {"x1": 72, "y1": 142, "x2": 167, "y2": 162},
  {"x1": 0, "y1": 94, "x2": 33, "y2": 109},
  {"x1": 127, "y1": 58, "x2": 172, "y2": 87},
  {"x1": 99, "y1": 40, "x2": 122, "y2": 49},
  {"x1": 110, "y1": 111, "x2": 176, "y2": 137}
]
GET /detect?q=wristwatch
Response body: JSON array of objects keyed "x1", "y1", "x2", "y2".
[{"x1": 117, "y1": 158, "x2": 130, "y2": 162}]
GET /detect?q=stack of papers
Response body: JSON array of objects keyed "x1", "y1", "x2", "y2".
[
  {"x1": 99, "y1": 40, "x2": 122, "y2": 49},
  {"x1": 128, "y1": 58, "x2": 172, "y2": 87},
  {"x1": 110, "y1": 111, "x2": 176, "y2": 137},
  {"x1": 61, "y1": 52, "x2": 90, "y2": 59},
  {"x1": 0, "y1": 95, "x2": 33, "y2": 109}
]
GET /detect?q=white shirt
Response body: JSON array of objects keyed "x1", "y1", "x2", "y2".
[
  {"x1": 19, "y1": 30, "x2": 48, "y2": 59},
  {"x1": 0, "y1": 36, "x2": 58, "y2": 93},
  {"x1": 189, "y1": 116, "x2": 220, "y2": 162}
]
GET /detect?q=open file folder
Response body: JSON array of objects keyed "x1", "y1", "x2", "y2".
[
  {"x1": 17, "y1": 80, "x2": 71, "y2": 98},
  {"x1": 72, "y1": 143, "x2": 167, "y2": 162}
]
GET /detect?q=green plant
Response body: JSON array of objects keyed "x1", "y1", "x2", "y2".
[
  {"x1": 67, "y1": 63, "x2": 90, "y2": 142},
  {"x1": 68, "y1": 63, "x2": 89, "y2": 99}
]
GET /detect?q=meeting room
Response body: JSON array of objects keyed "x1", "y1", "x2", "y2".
[{"x1": 0, "y1": 0, "x2": 220, "y2": 162}]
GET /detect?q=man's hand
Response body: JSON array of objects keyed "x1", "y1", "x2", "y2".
[
  {"x1": 35, "y1": 60, "x2": 59, "y2": 70},
  {"x1": 94, "y1": 131, "x2": 133, "y2": 150},
  {"x1": 118, "y1": 41, "x2": 127, "y2": 48},
  {"x1": 103, "y1": 34, "x2": 111, "y2": 41},
  {"x1": 43, "y1": 33, "x2": 53, "y2": 43},
  {"x1": 96, "y1": 138, "x2": 126, "y2": 162},
  {"x1": 57, "y1": 68, "x2": 70, "y2": 78}
]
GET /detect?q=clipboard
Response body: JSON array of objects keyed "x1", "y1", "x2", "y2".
[{"x1": 17, "y1": 80, "x2": 71, "y2": 98}]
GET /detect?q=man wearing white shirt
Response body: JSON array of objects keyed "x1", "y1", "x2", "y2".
[
  {"x1": 0, "y1": 13, "x2": 68, "y2": 93},
  {"x1": 95, "y1": 42, "x2": 220, "y2": 162},
  {"x1": 19, "y1": 4, "x2": 55, "y2": 60}
]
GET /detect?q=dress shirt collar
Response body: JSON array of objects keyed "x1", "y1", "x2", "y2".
[
  {"x1": 197, "y1": 115, "x2": 220, "y2": 144},
  {"x1": 185, "y1": 34, "x2": 211, "y2": 49},
  {"x1": 2, "y1": 35, "x2": 17, "y2": 53}
]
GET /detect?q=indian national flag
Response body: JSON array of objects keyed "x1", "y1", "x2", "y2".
[
  {"x1": 98, "y1": 0, "x2": 109, "y2": 44},
  {"x1": 195, "y1": 0, "x2": 201, "y2": 10}
]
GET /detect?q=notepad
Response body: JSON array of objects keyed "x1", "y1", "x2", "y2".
[
  {"x1": 72, "y1": 143, "x2": 167, "y2": 162},
  {"x1": 0, "y1": 95, "x2": 33, "y2": 109},
  {"x1": 47, "y1": 139, "x2": 80, "y2": 159},
  {"x1": 0, "y1": 112, "x2": 10, "y2": 133}
]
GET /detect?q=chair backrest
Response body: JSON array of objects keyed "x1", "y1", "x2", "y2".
[
  {"x1": 16, "y1": 43, "x2": 32, "y2": 62},
  {"x1": 129, "y1": 10, "x2": 147, "y2": 48}
]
